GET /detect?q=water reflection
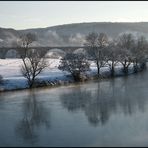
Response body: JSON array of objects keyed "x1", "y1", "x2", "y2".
[
  {"x1": 60, "y1": 85, "x2": 111, "y2": 126},
  {"x1": 15, "y1": 90, "x2": 50, "y2": 143},
  {"x1": 60, "y1": 77, "x2": 148, "y2": 127},
  {"x1": 0, "y1": 70, "x2": 148, "y2": 146}
]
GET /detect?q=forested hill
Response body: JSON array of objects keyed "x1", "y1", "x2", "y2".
[{"x1": 1, "y1": 22, "x2": 148, "y2": 47}]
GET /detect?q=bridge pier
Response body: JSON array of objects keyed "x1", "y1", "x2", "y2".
[{"x1": 0, "y1": 48, "x2": 8, "y2": 59}]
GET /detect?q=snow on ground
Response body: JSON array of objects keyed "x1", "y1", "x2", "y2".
[
  {"x1": 0, "y1": 58, "x2": 62, "y2": 78},
  {"x1": 0, "y1": 58, "x2": 134, "y2": 91},
  {"x1": 0, "y1": 58, "x2": 70, "y2": 91}
]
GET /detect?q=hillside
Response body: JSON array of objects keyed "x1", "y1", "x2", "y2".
[{"x1": 1, "y1": 22, "x2": 148, "y2": 47}]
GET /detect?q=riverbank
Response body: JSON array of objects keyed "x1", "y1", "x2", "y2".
[{"x1": 0, "y1": 58, "x2": 139, "y2": 92}]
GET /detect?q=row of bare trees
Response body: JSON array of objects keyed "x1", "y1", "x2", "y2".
[
  {"x1": 59, "y1": 32, "x2": 148, "y2": 81},
  {"x1": 84, "y1": 32, "x2": 148, "y2": 77},
  {"x1": 12, "y1": 32, "x2": 148, "y2": 88}
]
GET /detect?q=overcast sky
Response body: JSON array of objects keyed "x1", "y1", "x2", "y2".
[{"x1": 0, "y1": 1, "x2": 148, "y2": 30}]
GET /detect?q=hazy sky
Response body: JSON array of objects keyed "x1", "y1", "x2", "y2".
[{"x1": 0, "y1": 1, "x2": 148, "y2": 30}]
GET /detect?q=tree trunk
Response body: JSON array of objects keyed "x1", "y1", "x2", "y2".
[
  {"x1": 133, "y1": 59, "x2": 138, "y2": 73},
  {"x1": 72, "y1": 72, "x2": 81, "y2": 82},
  {"x1": 29, "y1": 80, "x2": 33, "y2": 88},
  {"x1": 123, "y1": 64, "x2": 128, "y2": 75},
  {"x1": 96, "y1": 60, "x2": 100, "y2": 77},
  {"x1": 111, "y1": 62, "x2": 114, "y2": 77},
  {"x1": 125, "y1": 66, "x2": 128, "y2": 74},
  {"x1": 29, "y1": 76, "x2": 35, "y2": 88},
  {"x1": 140, "y1": 62, "x2": 146, "y2": 70}
]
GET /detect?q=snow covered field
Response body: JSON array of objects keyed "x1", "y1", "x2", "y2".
[
  {"x1": 0, "y1": 58, "x2": 70, "y2": 91},
  {"x1": 0, "y1": 58, "x2": 134, "y2": 91},
  {"x1": 0, "y1": 58, "x2": 65, "y2": 78}
]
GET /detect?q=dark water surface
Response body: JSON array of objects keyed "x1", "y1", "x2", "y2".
[{"x1": 0, "y1": 69, "x2": 148, "y2": 146}]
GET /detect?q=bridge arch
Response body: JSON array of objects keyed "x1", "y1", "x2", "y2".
[
  {"x1": 45, "y1": 48, "x2": 66, "y2": 59},
  {"x1": 5, "y1": 49, "x2": 20, "y2": 59},
  {"x1": 73, "y1": 48, "x2": 87, "y2": 55}
]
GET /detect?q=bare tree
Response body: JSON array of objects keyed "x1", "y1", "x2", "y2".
[
  {"x1": 98, "y1": 33, "x2": 109, "y2": 47},
  {"x1": 85, "y1": 32, "x2": 108, "y2": 77},
  {"x1": 58, "y1": 52, "x2": 90, "y2": 81},
  {"x1": 18, "y1": 33, "x2": 48, "y2": 88},
  {"x1": 132, "y1": 36, "x2": 148, "y2": 72},
  {"x1": 117, "y1": 33, "x2": 135, "y2": 50},
  {"x1": 17, "y1": 33, "x2": 36, "y2": 58},
  {"x1": 21, "y1": 49, "x2": 47, "y2": 88},
  {"x1": 20, "y1": 33, "x2": 36, "y2": 48},
  {"x1": 117, "y1": 33, "x2": 135, "y2": 74},
  {"x1": 105, "y1": 43, "x2": 119, "y2": 77},
  {"x1": 118, "y1": 48, "x2": 132, "y2": 74}
]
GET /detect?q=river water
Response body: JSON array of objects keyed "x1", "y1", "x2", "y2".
[{"x1": 0, "y1": 68, "x2": 148, "y2": 146}]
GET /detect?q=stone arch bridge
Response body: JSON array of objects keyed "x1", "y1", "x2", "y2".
[{"x1": 0, "y1": 46, "x2": 87, "y2": 59}]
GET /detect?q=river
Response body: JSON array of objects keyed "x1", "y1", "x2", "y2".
[{"x1": 0, "y1": 68, "x2": 148, "y2": 146}]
